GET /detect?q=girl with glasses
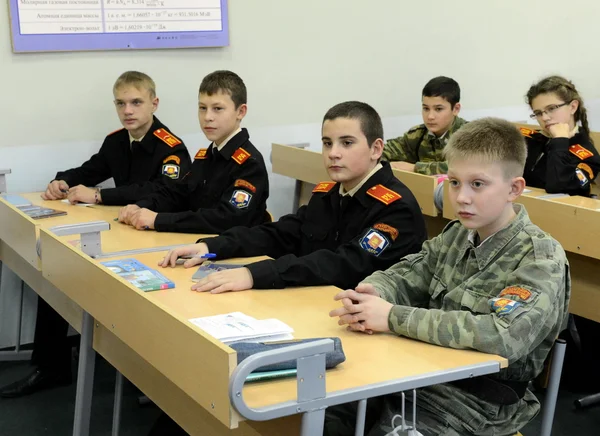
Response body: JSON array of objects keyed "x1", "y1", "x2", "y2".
[{"x1": 522, "y1": 75, "x2": 600, "y2": 196}]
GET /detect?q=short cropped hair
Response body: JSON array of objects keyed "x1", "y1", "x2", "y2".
[
  {"x1": 113, "y1": 71, "x2": 156, "y2": 99},
  {"x1": 199, "y1": 70, "x2": 247, "y2": 108},
  {"x1": 444, "y1": 117, "x2": 527, "y2": 179},
  {"x1": 322, "y1": 101, "x2": 384, "y2": 146},
  {"x1": 422, "y1": 76, "x2": 461, "y2": 107}
]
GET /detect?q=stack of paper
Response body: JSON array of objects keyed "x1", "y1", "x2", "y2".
[{"x1": 189, "y1": 312, "x2": 294, "y2": 344}]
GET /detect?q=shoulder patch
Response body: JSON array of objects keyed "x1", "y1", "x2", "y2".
[
  {"x1": 313, "y1": 182, "x2": 335, "y2": 193},
  {"x1": 153, "y1": 128, "x2": 182, "y2": 148},
  {"x1": 229, "y1": 190, "x2": 252, "y2": 209},
  {"x1": 163, "y1": 154, "x2": 181, "y2": 165},
  {"x1": 489, "y1": 298, "x2": 521, "y2": 316},
  {"x1": 232, "y1": 147, "x2": 251, "y2": 165},
  {"x1": 373, "y1": 223, "x2": 399, "y2": 241},
  {"x1": 161, "y1": 164, "x2": 180, "y2": 179},
  {"x1": 499, "y1": 286, "x2": 532, "y2": 302},
  {"x1": 367, "y1": 185, "x2": 402, "y2": 205},
  {"x1": 575, "y1": 168, "x2": 590, "y2": 187},
  {"x1": 234, "y1": 179, "x2": 257, "y2": 193},
  {"x1": 194, "y1": 148, "x2": 208, "y2": 160},
  {"x1": 359, "y1": 228, "x2": 390, "y2": 257},
  {"x1": 107, "y1": 127, "x2": 125, "y2": 137},
  {"x1": 519, "y1": 127, "x2": 537, "y2": 138},
  {"x1": 569, "y1": 144, "x2": 594, "y2": 160},
  {"x1": 577, "y1": 162, "x2": 594, "y2": 179}
]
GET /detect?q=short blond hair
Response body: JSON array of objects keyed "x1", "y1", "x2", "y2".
[
  {"x1": 444, "y1": 117, "x2": 527, "y2": 179},
  {"x1": 113, "y1": 71, "x2": 156, "y2": 99}
]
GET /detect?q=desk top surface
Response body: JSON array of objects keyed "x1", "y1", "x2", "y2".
[
  {"x1": 104, "y1": 251, "x2": 508, "y2": 410},
  {"x1": 17, "y1": 193, "x2": 208, "y2": 253}
]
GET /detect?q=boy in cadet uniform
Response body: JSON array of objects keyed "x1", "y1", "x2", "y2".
[
  {"x1": 328, "y1": 118, "x2": 570, "y2": 436},
  {"x1": 148, "y1": 101, "x2": 427, "y2": 435},
  {"x1": 160, "y1": 101, "x2": 426, "y2": 293},
  {"x1": 0, "y1": 71, "x2": 191, "y2": 399},
  {"x1": 42, "y1": 70, "x2": 191, "y2": 206},
  {"x1": 118, "y1": 70, "x2": 269, "y2": 234},
  {"x1": 383, "y1": 76, "x2": 467, "y2": 175}
]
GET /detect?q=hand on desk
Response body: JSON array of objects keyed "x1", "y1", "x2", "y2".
[
  {"x1": 329, "y1": 284, "x2": 391, "y2": 334},
  {"x1": 66, "y1": 185, "x2": 99, "y2": 204},
  {"x1": 129, "y1": 208, "x2": 157, "y2": 230},
  {"x1": 191, "y1": 268, "x2": 254, "y2": 294},
  {"x1": 390, "y1": 161, "x2": 416, "y2": 172},
  {"x1": 41, "y1": 180, "x2": 69, "y2": 200},
  {"x1": 118, "y1": 205, "x2": 140, "y2": 223},
  {"x1": 159, "y1": 243, "x2": 209, "y2": 268}
]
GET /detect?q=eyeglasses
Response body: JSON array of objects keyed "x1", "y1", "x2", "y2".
[{"x1": 529, "y1": 102, "x2": 570, "y2": 119}]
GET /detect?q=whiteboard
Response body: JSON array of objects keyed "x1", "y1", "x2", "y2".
[{"x1": 8, "y1": 0, "x2": 229, "y2": 52}]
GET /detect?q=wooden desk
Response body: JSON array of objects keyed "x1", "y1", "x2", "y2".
[
  {"x1": 40, "y1": 230, "x2": 507, "y2": 435},
  {"x1": 271, "y1": 144, "x2": 439, "y2": 217}
]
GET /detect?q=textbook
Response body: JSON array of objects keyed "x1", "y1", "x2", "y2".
[
  {"x1": 1, "y1": 194, "x2": 67, "y2": 219},
  {"x1": 188, "y1": 312, "x2": 294, "y2": 344},
  {"x1": 191, "y1": 261, "x2": 246, "y2": 282},
  {"x1": 101, "y1": 258, "x2": 175, "y2": 292}
]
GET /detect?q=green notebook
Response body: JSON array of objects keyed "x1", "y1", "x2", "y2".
[{"x1": 246, "y1": 369, "x2": 297, "y2": 383}]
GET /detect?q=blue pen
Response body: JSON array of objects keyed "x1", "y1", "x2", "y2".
[{"x1": 176, "y1": 252, "x2": 216, "y2": 265}]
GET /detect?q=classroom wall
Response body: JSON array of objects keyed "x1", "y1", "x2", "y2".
[{"x1": 2, "y1": 0, "x2": 600, "y2": 347}]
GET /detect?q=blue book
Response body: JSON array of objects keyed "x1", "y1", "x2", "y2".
[{"x1": 101, "y1": 258, "x2": 175, "y2": 292}]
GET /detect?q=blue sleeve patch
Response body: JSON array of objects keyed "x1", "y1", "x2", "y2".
[
  {"x1": 229, "y1": 190, "x2": 252, "y2": 209},
  {"x1": 489, "y1": 298, "x2": 521, "y2": 316},
  {"x1": 359, "y1": 229, "x2": 390, "y2": 257},
  {"x1": 575, "y1": 168, "x2": 590, "y2": 187},
  {"x1": 162, "y1": 164, "x2": 180, "y2": 179}
]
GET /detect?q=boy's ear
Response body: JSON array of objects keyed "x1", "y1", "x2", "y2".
[
  {"x1": 509, "y1": 176, "x2": 526, "y2": 200},
  {"x1": 452, "y1": 102, "x2": 461, "y2": 115},
  {"x1": 236, "y1": 104, "x2": 248, "y2": 120},
  {"x1": 152, "y1": 97, "x2": 159, "y2": 112},
  {"x1": 371, "y1": 138, "x2": 384, "y2": 161}
]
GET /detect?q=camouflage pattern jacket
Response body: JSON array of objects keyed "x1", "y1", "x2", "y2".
[
  {"x1": 382, "y1": 116, "x2": 467, "y2": 175},
  {"x1": 362, "y1": 204, "x2": 570, "y2": 435}
]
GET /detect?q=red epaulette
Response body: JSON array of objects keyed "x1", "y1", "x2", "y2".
[
  {"x1": 367, "y1": 184, "x2": 402, "y2": 205},
  {"x1": 312, "y1": 182, "x2": 335, "y2": 193},
  {"x1": 194, "y1": 148, "x2": 208, "y2": 160},
  {"x1": 232, "y1": 147, "x2": 251, "y2": 165},
  {"x1": 153, "y1": 128, "x2": 182, "y2": 148}
]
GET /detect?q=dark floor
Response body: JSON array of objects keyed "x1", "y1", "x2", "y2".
[{"x1": 1, "y1": 355, "x2": 599, "y2": 436}]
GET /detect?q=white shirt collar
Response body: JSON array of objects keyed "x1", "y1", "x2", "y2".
[
  {"x1": 339, "y1": 163, "x2": 383, "y2": 197},
  {"x1": 215, "y1": 127, "x2": 242, "y2": 152}
]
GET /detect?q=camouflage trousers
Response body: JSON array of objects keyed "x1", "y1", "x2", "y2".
[{"x1": 324, "y1": 384, "x2": 539, "y2": 436}]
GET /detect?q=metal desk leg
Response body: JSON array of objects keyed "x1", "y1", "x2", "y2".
[
  {"x1": 112, "y1": 371, "x2": 124, "y2": 436},
  {"x1": 292, "y1": 180, "x2": 302, "y2": 214},
  {"x1": 0, "y1": 267, "x2": 32, "y2": 362},
  {"x1": 301, "y1": 409, "x2": 326, "y2": 436},
  {"x1": 355, "y1": 399, "x2": 367, "y2": 436},
  {"x1": 72, "y1": 311, "x2": 96, "y2": 436}
]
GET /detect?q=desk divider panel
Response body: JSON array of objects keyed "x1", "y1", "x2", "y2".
[
  {"x1": 0, "y1": 200, "x2": 40, "y2": 270},
  {"x1": 39, "y1": 229, "x2": 239, "y2": 428}
]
